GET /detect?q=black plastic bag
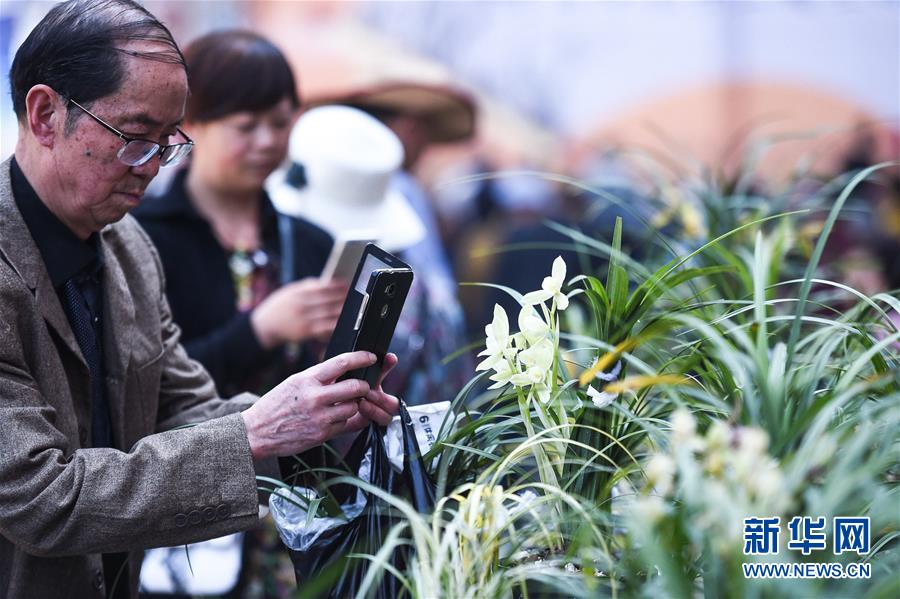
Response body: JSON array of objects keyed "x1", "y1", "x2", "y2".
[{"x1": 289, "y1": 402, "x2": 436, "y2": 598}]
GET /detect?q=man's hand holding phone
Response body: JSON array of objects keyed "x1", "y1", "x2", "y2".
[
  {"x1": 347, "y1": 351, "x2": 399, "y2": 429},
  {"x1": 241, "y1": 351, "x2": 400, "y2": 460}
]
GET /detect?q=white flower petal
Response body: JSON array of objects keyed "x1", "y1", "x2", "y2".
[
  {"x1": 491, "y1": 371, "x2": 511, "y2": 382},
  {"x1": 522, "y1": 289, "x2": 553, "y2": 306},
  {"x1": 477, "y1": 347, "x2": 491, "y2": 358},
  {"x1": 541, "y1": 275, "x2": 560, "y2": 294},
  {"x1": 592, "y1": 359, "x2": 621, "y2": 382},
  {"x1": 509, "y1": 373, "x2": 534, "y2": 387},
  {"x1": 491, "y1": 304, "x2": 509, "y2": 342},
  {"x1": 476, "y1": 354, "x2": 502, "y2": 372},
  {"x1": 519, "y1": 338, "x2": 554, "y2": 371},
  {"x1": 645, "y1": 454, "x2": 675, "y2": 485},
  {"x1": 518, "y1": 307, "x2": 550, "y2": 343},
  {"x1": 587, "y1": 385, "x2": 616, "y2": 408},
  {"x1": 738, "y1": 427, "x2": 770, "y2": 457},
  {"x1": 610, "y1": 361, "x2": 622, "y2": 377},
  {"x1": 551, "y1": 256, "x2": 567, "y2": 285},
  {"x1": 533, "y1": 385, "x2": 552, "y2": 404},
  {"x1": 632, "y1": 495, "x2": 667, "y2": 524},
  {"x1": 511, "y1": 332, "x2": 528, "y2": 350},
  {"x1": 525, "y1": 367, "x2": 545, "y2": 384},
  {"x1": 670, "y1": 409, "x2": 696, "y2": 446},
  {"x1": 495, "y1": 360, "x2": 514, "y2": 375}
]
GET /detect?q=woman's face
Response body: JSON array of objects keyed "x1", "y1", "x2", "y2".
[{"x1": 187, "y1": 97, "x2": 296, "y2": 192}]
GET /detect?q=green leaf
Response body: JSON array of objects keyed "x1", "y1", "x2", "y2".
[{"x1": 785, "y1": 162, "x2": 897, "y2": 372}]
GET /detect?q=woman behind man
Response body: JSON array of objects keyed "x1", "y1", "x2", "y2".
[
  {"x1": 134, "y1": 31, "x2": 343, "y2": 598},
  {"x1": 134, "y1": 30, "x2": 345, "y2": 399}
]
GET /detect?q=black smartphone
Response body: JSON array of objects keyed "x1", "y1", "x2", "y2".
[{"x1": 323, "y1": 244, "x2": 414, "y2": 386}]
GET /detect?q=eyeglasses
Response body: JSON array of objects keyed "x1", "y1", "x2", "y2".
[{"x1": 67, "y1": 98, "x2": 193, "y2": 168}]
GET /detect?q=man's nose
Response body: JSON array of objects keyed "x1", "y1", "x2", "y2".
[{"x1": 130, "y1": 154, "x2": 161, "y2": 179}]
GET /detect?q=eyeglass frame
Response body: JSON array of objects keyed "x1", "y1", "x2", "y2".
[{"x1": 66, "y1": 98, "x2": 194, "y2": 168}]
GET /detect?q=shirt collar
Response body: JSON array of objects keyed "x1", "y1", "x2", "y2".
[{"x1": 10, "y1": 157, "x2": 102, "y2": 287}]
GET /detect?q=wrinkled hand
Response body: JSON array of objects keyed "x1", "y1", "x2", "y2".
[
  {"x1": 346, "y1": 352, "x2": 400, "y2": 429},
  {"x1": 326, "y1": 353, "x2": 401, "y2": 457},
  {"x1": 251, "y1": 277, "x2": 347, "y2": 348},
  {"x1": 242, "y1": 351, "x2": 376, "y2": 459}
]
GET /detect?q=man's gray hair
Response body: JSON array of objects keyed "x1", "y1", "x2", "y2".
[{"x1": 9, "y1": 0, "x2": 186, "y2": 131}]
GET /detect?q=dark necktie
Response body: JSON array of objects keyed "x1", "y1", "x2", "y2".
[
  {"x1": 62, "y1": 273, "x2": 130, "y2": 597},
  {"x1": 62, "y1": 273, "x2": 112, "y2": 448}
]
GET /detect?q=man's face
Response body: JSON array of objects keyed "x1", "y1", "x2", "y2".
[{"x1": 50, "y1": 41, "x2": 188, "y2": 236}]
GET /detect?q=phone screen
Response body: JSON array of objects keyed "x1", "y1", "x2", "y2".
[
  {"x1": 321, "y1": 236, "x2": 376, "y2": 281},
  {"x1": 354, "y1": 253, "x2": 394, "y2": 294}
]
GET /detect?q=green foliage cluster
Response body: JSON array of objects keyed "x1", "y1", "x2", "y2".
[{"x1": 284, "y1": 161, "x2": 899, "y2": 599}]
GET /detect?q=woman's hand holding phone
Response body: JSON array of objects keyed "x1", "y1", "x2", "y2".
[{"x1": 251, "y1": 277, "x2": 349, "y2": 348}]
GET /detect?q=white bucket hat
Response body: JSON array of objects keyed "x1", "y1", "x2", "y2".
[{"x1": 266, "y1": 105, "x2": 426, "y2": 252}]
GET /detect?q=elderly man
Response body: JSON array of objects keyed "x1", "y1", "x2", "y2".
[{"x1": 0, "y1": 1, "x2": 398, "y2": 598}]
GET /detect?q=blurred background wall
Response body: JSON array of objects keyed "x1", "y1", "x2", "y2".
[{"x1": 2, "y1": 0, "x2": 898, "y2": 179}]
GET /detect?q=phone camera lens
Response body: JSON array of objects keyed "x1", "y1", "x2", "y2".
[
  {"x1": 385, "y1": 283, "x2": 397, "y2": 298},
  {"x1": 380, "y1": 304, "x2": 389, "y2": 318}
]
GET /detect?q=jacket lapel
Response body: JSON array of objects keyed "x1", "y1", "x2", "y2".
[{"x1": 0, "y1": 158, "x2": 87, "y2": 370}]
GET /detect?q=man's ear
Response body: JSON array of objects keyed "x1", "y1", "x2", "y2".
[{"x1": 24, "y1": 85, "x2": 65, "y2": 148}]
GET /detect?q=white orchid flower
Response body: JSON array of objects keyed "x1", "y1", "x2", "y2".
[
  {"x1": 587, "y1": 384, "x2": 616, "y2": 408},
  {"x1": 511, "y1": 332, "x2": 528, "y2": 351},
  {"x1": 476, "y1": 352, "x2": 502, "y2": 373},
  {"x1": 591, "y1": 359, "x2": 622, "y2": 382},
  {"x1": 543, "y1": 256, "x2": 569, "y2": 310},
  {"x1": 518, "y1": 338, "x2": 554, "y2": 372},
  {"x1": 507, "y1": 339, "x2": 554, "y2": 390},
  {"x1": 522, "y1": 256, "x2": 569, "y2": 310},
  {"x1": 477, "y1": 304, "x2": 513, "y2": 372},
  {"x1": 487, "y1": 359, "x2": 516, "y2": 390},
  {"x1": 518, "y1": 306, "x2": 550, "y2": 344},
  {"x1": 476, "y1": 352, "x2": 503, "y2": 374},
  {"x1": 532, "y1": 383, "x2": 552, "y2": 404},
  {"x1": 733, "y1": 427, "x2": 771, "y2": 479},
  {"x1": 586, "y1": 359, "x2": 621, "y2": 408},
  {"x1": 632, "y1": 495, "x2": 667, "y2": 524},
  {"x1": 509, "y1": 368, "x2": 545, "y2": 387},
  {"x1": 645, "y1": 454, "x2": 676, "y2": 496},
  {"x1": 737, "y1": 427, "x2": 769, "y2": 457},
  {"x1": 484, "y1": 304, "x2": 510, "y2": 351},
  {"x1": 670, "y1": 409, "x2": 698, "y2": 448}
]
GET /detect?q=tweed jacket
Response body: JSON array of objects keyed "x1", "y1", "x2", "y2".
[{"x1": 0, "y1": 157, "x2": 272, "y2": 599}]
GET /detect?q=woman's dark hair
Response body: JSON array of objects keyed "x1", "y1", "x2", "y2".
[
  {"x1": 184, "y1": 30, "x2": 300, "y2": 123},
  {"x1": 9, "y1": 0, "x2": 185, "y2": 126}
]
